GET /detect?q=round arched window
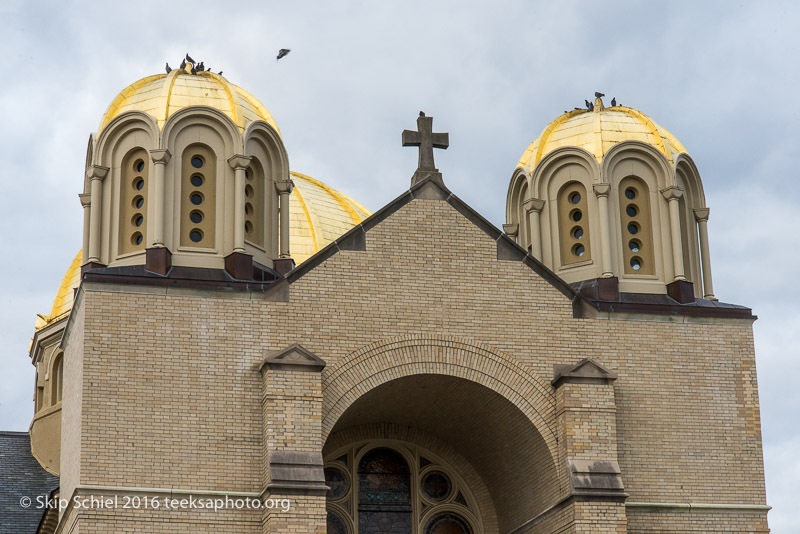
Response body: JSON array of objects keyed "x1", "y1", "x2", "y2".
[{"x1": 425, "y1": 513, "x2": 472, "y2": 534}]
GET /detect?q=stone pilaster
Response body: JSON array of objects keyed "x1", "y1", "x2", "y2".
[
  {"x1": 275, "y1": 179, "x2": 294, "y2": 259},
  {"x1": 523, "y1": 197, "x2": 545, "y2": 260},
  {"x1": 593, "y1": 183, "x2": 613, "y2": 278},
  {"x1": 553, "y1": 358, "x2": 627, "y2": 534},
  {"x1": 85, "y1": 165, "x2": 109, "y2": 266},
  {"x1": 260, "y1": 344, "x2": 327, "y2": 534}
]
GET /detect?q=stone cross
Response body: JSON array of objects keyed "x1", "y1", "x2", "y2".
[{"x1": 402, "y1": 112, "x2": 449, "y2": 186}]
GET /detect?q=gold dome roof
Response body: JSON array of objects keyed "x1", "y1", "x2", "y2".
[
  {"x1": 98, "y1": 67, "x2": 280, "y2": 133},
  {"x1": 517, "y1": 102, "x2": 687, "y2": 170},
  {"x1": 37, "y1": 172, "x2": 371, "y2": 329}
]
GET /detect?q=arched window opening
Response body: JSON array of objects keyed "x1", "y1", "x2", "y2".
[
  {"x1": 358, "y1": 448, "x2": 412, "y2": 534},
  {"x1": 619, "y1": 177, "x2": 655, "y2": 275},
  {"x1": 51, "y1": 352, "x2": 63, "y2": 405},
  {"x1": 118, "y1": 148, "x2": 149, "y2": 255},
  {"x1": 244, "y1": 161, "x2": 265, "y2": 248},
  {"x1": 558, "y1": 182, "x2": 591, "y2": 266},
  {"x1": 325, "y1": 443, "x2": 479, "y2": 534},
  {"x1": 181, "y1": 145, "x2": 216, "y2": 248}
]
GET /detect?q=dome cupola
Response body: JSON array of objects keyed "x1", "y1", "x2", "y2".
[
  {"x1": 506, "y1": 95, "x2": 715, "y2": 302},
  {"x1": 80, "y1": 60, "x2": 293, "y2": 279}
]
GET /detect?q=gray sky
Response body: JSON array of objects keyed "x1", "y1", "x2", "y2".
[{"x1": 1, "y1": 0, "x2": 797, "y2": 530}]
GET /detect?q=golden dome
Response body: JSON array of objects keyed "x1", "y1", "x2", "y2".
[
  {"x1": 98, "y1": 67, "x2": 280, "y2": 133},
  {"x1": 37, "y1": 172, "x2": 371, "y2": 329},
  {"x1": 517, "y1": 103, "x2": 687, "y2": 169}
]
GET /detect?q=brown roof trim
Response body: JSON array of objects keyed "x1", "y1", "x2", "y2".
[{"x1": 592, "y1": 300, "x2": 755, "y2": 319}]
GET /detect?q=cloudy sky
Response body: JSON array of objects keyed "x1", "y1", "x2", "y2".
[{"x1": 1, "y1": 0, "x2": 797, "y2": 530}]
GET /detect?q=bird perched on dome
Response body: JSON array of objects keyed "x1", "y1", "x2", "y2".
[
  {"x1": 165, "y1": 62, "x2": 171, "y2": 73},
  {"x1": 585, "y1": 99, "x2": 594, "y2": 111},
  {"x1": 277, "y1": 49, "x2": 291, "y2": 60},
  {"x1": 180, "y1": 58, "x2": 186, "y2": 69},
  {"x1": 611, "y1": 97, "x2": 617, "y2": 106},
  {"x1": 595, "y1": 91, "x2": 605, "y2": 98}
]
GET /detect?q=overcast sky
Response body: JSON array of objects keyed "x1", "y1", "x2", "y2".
[{"x1": 1, "y1": 0, "x2": 798, "y2": 530}]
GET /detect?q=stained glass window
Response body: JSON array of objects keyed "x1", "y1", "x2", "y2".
[
  {"x1": 358, "y1": 448, "x2": 412, "y2": 534},
  {"x1": 327, "y1": 511, "x2": 348, "y2": 534},
  {"x1": 325, "y1": 467, "x2": 348, "y2": 499},
  {"x1": 425, "y1": 513, "x2": 472, "y2": 534}
]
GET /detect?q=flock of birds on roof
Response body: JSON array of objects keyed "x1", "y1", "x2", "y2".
[
  {"x1": 165, "y1": 49, "x2": 291, "y2": 76},
  {"x1": 565, "y1": 92, "x2": 617, "y2": 114}
]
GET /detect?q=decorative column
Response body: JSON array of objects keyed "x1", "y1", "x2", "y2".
[
  {"x1": 661, "y1": 186, "x2": 694, "y2": 303},
  {"x1": 85, "y1": 165, "x2": 109, "y2": 270},
  {"x1": 593, "y1": 183, "x2": 614, "y2": 278},
  {"x1": 553, "y1": 359, "x2": 628, "y2": 533},
  {"x1": 273, "y1": 179, "x2": 295, "y2": 276},
  {"x1": 260, "y1": 344, "x2": 327, "y2": 534},
  {"x1": 145, "y1": 149, "x2": 172, "y2": 275},
  {"x1": 661, "y1": 186, "x2": 686, "y2": 281},
  {"x1": 694, "y1": 208, "x2": 716, "y2": 300},
  {"x1": 148, "y1": 149, "x2": 171, "y2": 247},
  {"x1": 223, "y1": 155, "x2": 253, "y2": 280},
  {"x1": 523, "y1": 197, "x2": 545, "y2": 260},
  {"x1": 227, "y1": 155, "x2": 252, "y2": 253},
  {"x1": 79, "y1": 194, "x2": 91, "y2": 265}
]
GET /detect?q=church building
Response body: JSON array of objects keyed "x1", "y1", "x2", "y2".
[{"x1": 3, "y1": 63, "x2": 770, "y2": 533}]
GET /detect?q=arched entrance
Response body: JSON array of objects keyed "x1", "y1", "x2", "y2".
[{"x1": 322, "y1": 337, "x2": 563, "y2": 533}]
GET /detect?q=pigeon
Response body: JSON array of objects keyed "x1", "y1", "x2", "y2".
[
  {"x1": 197, "y1": 61, "x2": 204, "y2": 72},
  {"x1": 419, "y1": 111, "x2": 425, "y2": 117},
  {"x1": 218, "y1": 71, "x2": 223, "y2": 75},
  {"x1": 186, "y1": 53, "x2": 196, "y2": 66},
  {"x1": 585, "y1": 99, "x2": 594, "y2": 111},
  {"x1": 180, "y1": 58, "x2": 186, "y2": 69},
  {"x1": 191, "y1": 66, "x2": 197, "y2": 75},
  {"x1": 574, "y1": 107, "x2": 582, "y2": 110},
  {"x1": 595, "y1": 91, "x2": 605, "y2": 98},
  {"x1": 165, "y1": 62, "x2": 171, "y2": 74},
  {"x1": 277, "y1": 49, "x2": 291, "y2": 60},
  {"x1": 611, "y1": 97, "x2": 617, "y2": 107}
]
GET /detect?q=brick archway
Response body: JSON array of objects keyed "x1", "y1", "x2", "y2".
[{"x1": 321, "y1": 334, "x2": 558, "y2": 464}]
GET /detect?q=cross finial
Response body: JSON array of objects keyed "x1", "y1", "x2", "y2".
[{"x1": 402, "y1": 111, "x2": 449, "y2": 186}]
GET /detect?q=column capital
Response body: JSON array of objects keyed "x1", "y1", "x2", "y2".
[
  {"x1": 85, "y1": 165, "x2": 109, "y2": 182},
  {"x1": 149, "y1": 148, "x2": 171, "y2": 164},
  {"x1": 593, "y1": 183, "x2": 611, "y2": 197},
  {"x1": 660, "y1": 185, "x2": 684, "y2": 201},
  {"x1": 227, "y1": 154, "x2": 252, "y2": 170},
  {"x1": 693, "y1": 207, "x2": 710, "y2": 222},
  {"x1": 78, "y1": 193, "x2": 91, "y2": 207},
  {"x1": 275, "y1": 179, "x2": 295, "y2": 194},
  {"x1": 502, "y1": 223, "x2": 519, "y2": 238},
  {"x1": 522, "y1": 197, "x2": 545, "y2": 213}
]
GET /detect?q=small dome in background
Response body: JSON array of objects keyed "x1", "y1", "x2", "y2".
[
  {"x1": 517, "y1": 102, "x2": 687, "y2": 170},
  {"x1": 37, "y1": 171, "x2": 372, "y2": 329},
  {"x1": 98, "y1": 67, "x2": 279, "y2": 133}
]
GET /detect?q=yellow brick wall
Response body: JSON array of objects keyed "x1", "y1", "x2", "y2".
[{"x1": 59, "y1": 196, "x2": 768, "y2": 533}]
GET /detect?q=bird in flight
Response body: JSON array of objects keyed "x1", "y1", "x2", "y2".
[{"x1": 277, "y1": 49, "x2": 291, "y2": 60}]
